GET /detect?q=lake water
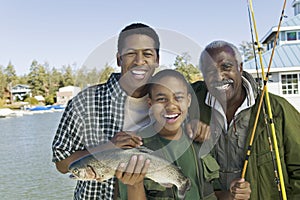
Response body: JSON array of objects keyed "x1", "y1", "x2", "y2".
[{"x1": 0, "y1": 111, "x2": 76, "y2": 200}]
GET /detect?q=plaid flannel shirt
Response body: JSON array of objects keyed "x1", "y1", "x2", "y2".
[{"x1": 52, "y1": 73, "x2": 127, "y2": 200}]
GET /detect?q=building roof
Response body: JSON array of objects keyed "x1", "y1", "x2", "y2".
[
  {"x1": 59, "y1": 85, "x2": 81, "y2": 92},
  {"x1": 243, "y1": 43, "x2": 300, "y2": 70},
  {"x1": 281, "y1": 13, "x2": 300, "y2": 27},
  {"x1": 261, "y1": 14, "x2": 300, "y2": 43},
  {"x1": 34, "y1": 95, "x2": 45, "y2": 101},
  {"x1": 12, "y1": 84, "x2": 31, "y2": 89}
]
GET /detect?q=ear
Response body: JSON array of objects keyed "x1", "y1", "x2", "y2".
[
  {"x1": 187, "y1": 93, "x2": 191, "y2": 108},
  {"x1": 116, "y1": 53, "x2": 121, "y2": 66},
  {"x1": 239, "y1": 62, "x2": 243, "y2": 73},
  {"x1": 147, "y1": 97, "x2": 152, "y2": 107},
  {"x1": 156, "y1": 55, "x2": 160, "y2": 65}
]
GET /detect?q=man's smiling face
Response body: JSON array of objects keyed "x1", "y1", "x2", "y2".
[
  {"x1": 117, "y1": 34, "x2": 159, "y2": 95},
  {"x1": 202, "y1": 46, "x2": 243, "y2": 104}
]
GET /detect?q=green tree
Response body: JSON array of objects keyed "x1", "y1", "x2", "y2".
[
  {"x1": 62, "y1": 65, "x2": 74, "y2": 86},
  {"x1": 24, "y1": 96, "x2": 39, "y2": 105},
  {"x1": 74, "y1": 67, "x2": 87, "y2": 89},
  {"x1": 174, "y1": 53, "x2": 202, "y2": 83},
  {"x1": 239, "y1": 41, "x2": 266, "y2": 62},
  {"x1": 45, "y1": 94, "x2": 55, "y2": 105},
  {"x1": 4, "y1": 61, "x2": 17, "y2": 85},
  {"x1": 99, "y1": 64, "x2": 114, "y2": 83},
  {"x1": 17, "y1": 75, "x2": 29, "y2": 85},
  {"x1": 74, "y1": 64, "x2": 113, "y2": 88},
  {"x1": 49, "y1": 67, "x2": 63, "y2": 96},
  {"x1": 86, "y1": 67, "x2": 100, "y2": 85},
  {"x1": 0, "y1": 66, "x2": 5, "y2": 99},
  {"x1": 27, "y1": 60, "x2": 48, "y2": 96}
]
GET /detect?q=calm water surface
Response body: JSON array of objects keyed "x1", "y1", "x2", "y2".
[{"x1": 0, "y1": 112, "x2": 75, "y2": 200}]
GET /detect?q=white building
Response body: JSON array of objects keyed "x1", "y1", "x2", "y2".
[
  {"x1": 56, "y1": 86, "x2": 81, "y2": 105},
  {"x1": 11, "y1": 84, "x2": 32, "y2": 101},
  {"x1": 244, "y1": 0, "x2": 300, "y2": 111}
]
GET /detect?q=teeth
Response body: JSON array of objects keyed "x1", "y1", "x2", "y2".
[
  {"x1": 132, "y1": 70, "x2": 146, "y2": 75},
  {"x1": 216, "y1": 84, "x2": 230, "y2": 90},
  {"x1": 164, "y1": 114, "x2": 179, "y2": 119}
]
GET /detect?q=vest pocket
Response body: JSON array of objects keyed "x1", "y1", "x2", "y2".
[{"x1": 202, "y1": 154, "x2": 220, "y2": 182}]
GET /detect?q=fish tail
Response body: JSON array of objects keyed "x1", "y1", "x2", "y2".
[{"x1": 178, "y1": 178, "x2": 191, "y2": 199}]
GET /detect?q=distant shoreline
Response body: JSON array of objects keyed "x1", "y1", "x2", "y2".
[{"x1": 0, "y1": 107, "x2": 64, "y2": 118}]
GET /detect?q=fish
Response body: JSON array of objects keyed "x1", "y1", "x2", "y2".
[{"x1": 69, "y1": 146, "x2": 191, "y2": 199}]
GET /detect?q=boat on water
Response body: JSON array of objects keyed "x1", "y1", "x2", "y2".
[
  {"x1": 27, "y1": 105, "x2": 65, "y2": 111},
  {"x1": 0, "y1": 108, "x2": 24, "y2": 118},
  {"x1": 27, "y1": 105, "x2": 51, "y2": 111},
  {"x1": 0, "y1": 105, "x2": 66, "y2": 118}
]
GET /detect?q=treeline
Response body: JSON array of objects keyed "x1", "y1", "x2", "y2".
[
  {"x1": 0, "y1": 54, "x2": 202, "y2": 106},
  {"x1": 0, "y1": 60, "x2": 115, "y2": 105}
]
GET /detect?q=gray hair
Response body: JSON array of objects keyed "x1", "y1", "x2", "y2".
[{"x1": 199, "y1": 40, "x2": 242, "y2": 72}]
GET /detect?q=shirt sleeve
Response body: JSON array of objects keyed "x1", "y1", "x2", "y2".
[
  {"x1": 52, "y1": 100, "x2": 85, "y2": 162},
  {"x1": 280, "y1": 98, "x2": 300, "y2": 198}
]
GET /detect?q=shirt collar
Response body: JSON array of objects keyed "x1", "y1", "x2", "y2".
[{"x1": 106, "y1": 73, "x2": 127, "y2": 98}]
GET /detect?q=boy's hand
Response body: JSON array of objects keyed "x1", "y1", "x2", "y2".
[
  {"x1": 115, "y1": 155, "x2": 150, "y2": 185},
  {"x1": 111, "y1": 131, "x2": 143, "y2": 148}
]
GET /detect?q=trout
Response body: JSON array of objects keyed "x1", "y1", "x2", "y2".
[{"x1": 69, "y1": 146, "x2": 191, "y2": 199}]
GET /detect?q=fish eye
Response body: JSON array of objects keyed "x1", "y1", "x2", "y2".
[{"x1": 73, "y1": 168, "x2": 79, "y2": 174}]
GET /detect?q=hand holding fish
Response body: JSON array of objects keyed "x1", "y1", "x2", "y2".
[
  {"x1": 115, "y1": 155, "x2": 150, "y2": 186},
  {"x1": 111, "y1": 131, "x2": 143, "y2": 148},
  {"x1": 115, "y1": 155, "x2": 150, "y2": 200},
  {"x1": 68, "y1": 147, "x2": 191, "y2": 199}
]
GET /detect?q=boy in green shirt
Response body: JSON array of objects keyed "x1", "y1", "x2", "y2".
[{"x1": 117, "y1": 69, "x2": 219, "y2": 199}]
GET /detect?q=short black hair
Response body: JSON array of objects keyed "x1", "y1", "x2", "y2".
[
  {"x1": 148, "y1": 69, "x2": 190, "y2": 98},
  {"x1": 117, "y1": 23, "x2": 160, "y2": 57}
]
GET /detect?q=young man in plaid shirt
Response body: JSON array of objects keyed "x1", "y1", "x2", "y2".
[{"x1": 52, "y1": 23, "x2": 160, "y2": 199}]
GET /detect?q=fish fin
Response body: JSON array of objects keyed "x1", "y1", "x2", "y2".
[
  {"x1": 177, "y1": 178, "x2": 191, "y2": 200},
  {"x1": 136, "y1": 146, "x2": 154, "y2": 154},
  {"x1": 159, "y1": 183, "x2": 173, "y2": 188}
]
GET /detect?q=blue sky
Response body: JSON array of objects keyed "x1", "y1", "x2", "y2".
[{"x1": 0, "y1": 0, "x2": 294, "y2": 75}]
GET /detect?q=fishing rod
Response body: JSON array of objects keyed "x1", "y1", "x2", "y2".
[
  {"x1": 245, "y1": 2, "x2": 283, "y2": 200},
  {"x1": 241, "y1": 0, "x2": 287, "y2": 199}
]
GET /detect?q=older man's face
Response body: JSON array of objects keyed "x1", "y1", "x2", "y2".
[{"x1": 201, "y1": 46, "x2": 243, "y2": 104}]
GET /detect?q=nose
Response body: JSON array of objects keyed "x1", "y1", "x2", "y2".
[
  {"x1": 216, "y1": 69, "x2": 225, "y2": 81},
  {"x1": 134, "y1": 51, "x2": 145, "y2": 66},
  {"x1": 165, "y1": 98, "x2": 179, "y2": 110}
]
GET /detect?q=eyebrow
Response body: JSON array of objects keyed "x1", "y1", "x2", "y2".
[
  {"x1": 123, "y1": 48, "x2": 155, "y2": 52},
  {"x1": 154, "y1": 93, "x2": 166, "y2": 97},
  {"x1": 174, "y1": 91, "x2": 185, "y2": 95},
  {"x1": 222, "y1": 61, "x2": 234, "y2": 65},
  {"x1": 154, "y1": 91, "x2": 185, "y2": 97}
]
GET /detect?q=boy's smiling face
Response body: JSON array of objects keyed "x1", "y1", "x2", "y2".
[{"x1": 148, "y1": 76, "x2": 191, "y2": 140}]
